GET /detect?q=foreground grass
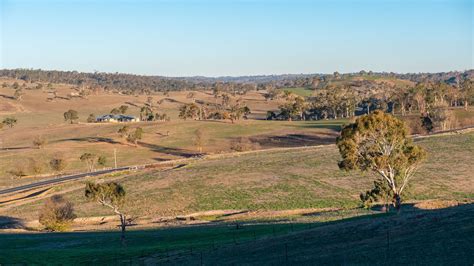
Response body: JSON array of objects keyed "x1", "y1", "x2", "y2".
[
  {"x1": 1, "y1": 204, "x2": 472, "y2": 264},
  {"x1": 0, "y1": 222, "x2": 322, "y2": 264},
  {"x1": 174, "y1": 203, "x2": 474, "y2": 265}
]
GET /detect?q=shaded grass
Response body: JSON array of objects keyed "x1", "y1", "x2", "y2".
[
  {"x1": 0, "y1": 208, "x2": 381, "y2": 264},
  {"x1": 1, "y1": 204, "x2": 472, "y2": 264}
]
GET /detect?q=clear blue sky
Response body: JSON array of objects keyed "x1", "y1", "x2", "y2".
[{"x1": 0, "y1": 0, "x2": 472, "y2": 76}]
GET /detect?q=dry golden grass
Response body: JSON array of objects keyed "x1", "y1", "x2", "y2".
[{"x1": 0, "y1": 78, "x2": 344, "y2": 187}]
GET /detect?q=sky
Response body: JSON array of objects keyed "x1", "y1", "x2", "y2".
[{"x1": 0, "y1": 0, "x2": 472, "y2": 77}]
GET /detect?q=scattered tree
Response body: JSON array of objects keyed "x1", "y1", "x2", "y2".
[
  {"x1": 32, "y1": 135, "x2": 48, "y2": 149},
  {"x1": 179, "y1": 103, "x2": 200, "y2": 120},
  {"x1": 2, "y1": 117, "x2": 17, "y2": 128},
  {"x1": 13, "y1": 89, "x2": 25, "y2": 101},
  {"x1": 80, "y1": 153, "x2": 97, "y2": 172},
  {"x1": 63, "y1": 110, "x2": 79, "y2": 124},
  {"x1": 28, "y1": 158, "x2": 45, "y2": 176},
  {"x1": 110, "y1": 108, "x2": 121, "y2": 115},
  {"x1": 8, "y1": 168, "x2": 26, "y2": 179},
  {"x1": 336, "y1": 111, "x2": 426, "y2": 211},
  {"x1": 85, "y1": 182, "x2": 127, "y2": 244},
  {"x1": 118, "y1": 105, "x2": 128, "y2": 114},
  {"x1": 193, "y1": 128, "x2": 207, "y2": 153},
  {"x1": 127, "y1": 127, "x2": 143, "y2": 146},
  {"x1": 428, "y1": 105, "x2": 456, "y2": 131},
  {"x1": 50, "y1": 156, "x2": 67, "y2": 174},
  {"x1": 87, "y1": 113, "x2": 96, "y2": 123},
  {"x1": 118, "y1": 125, "x2": 130, "y2": 139},
  {"x1": 39, "y1": 195, "x2": 76, "y2": 232},
  {"x1": 98, "y1": 155, "x2": 107, "y2": 167}
]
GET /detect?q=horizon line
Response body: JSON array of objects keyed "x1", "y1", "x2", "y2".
[{"x1": 1, "y1": 67, "x2": 473, "y2": 79}]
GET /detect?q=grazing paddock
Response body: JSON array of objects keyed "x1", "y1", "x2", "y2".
[{"x1": 2, "y1": 132, "x2": 472, "y2": 223}]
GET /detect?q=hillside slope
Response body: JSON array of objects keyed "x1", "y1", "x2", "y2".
[{"x1": 3, "y1": 132, "x2": 473, "y2": 221}]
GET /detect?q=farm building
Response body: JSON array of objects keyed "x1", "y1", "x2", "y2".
[{"x1": 96, "y1": 114, "x2": 140, "y2": 123}]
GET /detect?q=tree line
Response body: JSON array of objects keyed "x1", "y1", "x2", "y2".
[
  {"x1": 2, "y1": 68, "x2": 471, "y2": 95},
  {"x1": 266, "y1": 79, "x2": 473, "y2": 131}
]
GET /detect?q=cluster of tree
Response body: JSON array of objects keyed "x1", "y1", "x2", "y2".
[
  {"x1": 110, "y1": 105, "x2": 129, "y2": 115},
  {"x1": 117, "y1": 126, "x2": 143, "y2": 146},
  {"x1": 179, "y1": 95, "x2": 251, "y2": 123},
  {"x1": 80, "y1": 153, "x2": 107, "y2": 172},
  {"x1": 0, "y1": 69, "x2": 196, "y2": 94},
  {"x1": 2, "y1": 81, "x2": 26, "y2": 101},
  {"x1": 8, "y1": 154, "x2": 68, "y2": 178},
  {"x1": 0, "y1": 117, "x2": 17, "y2": 129},
  {"x1": 266, "y1": 80, "x2": 473, "y2": 126},
  {"x1": 2, "y1": 69, "x2": 472, "y2": 95},
  {"x1": 138, "y1": 106, "x2": 169, "y2": 122}
]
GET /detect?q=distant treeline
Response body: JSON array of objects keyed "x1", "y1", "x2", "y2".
[{"x1": 0, "y1": 69, "x2": 472, "y2": 94}]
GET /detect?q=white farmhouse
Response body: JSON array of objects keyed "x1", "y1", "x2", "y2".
[{"x1": 96, "y1": 114, "x2": 140, "y2": 123}]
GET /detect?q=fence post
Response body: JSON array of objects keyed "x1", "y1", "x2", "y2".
[{"x1": 386, "y1": 229, "x2": 390, "y2": 263}]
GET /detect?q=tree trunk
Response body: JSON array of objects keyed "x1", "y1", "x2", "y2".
[
  {"x1": 119, "y1": 213, "x2": 127, "y2": 246},
  {"x1": 393, "y1": 194, "x2": 401, "y2": 212}
]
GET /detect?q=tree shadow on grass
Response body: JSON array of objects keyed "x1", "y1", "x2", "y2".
[
  {"x1": 0, "y1": 146, "x2": 32, "y2": 151},
  {"x1": 250, "y1": 132, "x2": 338, "y2": 148},
  {"x1": 288, "y1": 122, "x2": 344, "y2": 131},
  {"x1": 0, "y1": 216, "x2": 26, "y2": 229},
  {"x1": 137, "y1": 141, "x2": 197, "y2": 158},
  {"x1": 0, "y1": 188, "x2": 51, "y2": 205},
  {"x1": 55, "y1": 137, "x2": 122, "y2": 145},
  {"x1": 0, "y1": 94, "x2": 15, "y2": 100}
]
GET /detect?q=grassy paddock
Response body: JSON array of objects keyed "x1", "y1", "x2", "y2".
[
  {"x1": 278, "y1": 87, "x2": 314, "y2": 97},
  {"x1": 3, "y1": 132, "x2": 473, "y2": 221}
]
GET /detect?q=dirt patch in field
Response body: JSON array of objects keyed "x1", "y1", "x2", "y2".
[
  {"x1": 414, "y1": 200, "x2": 459, "y2": 210},
  {"x1": 0, "y1": 101, "x2": 25, "y2": 114}
]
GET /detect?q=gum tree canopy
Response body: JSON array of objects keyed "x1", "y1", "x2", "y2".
[
  {"x1": 336, "y1": 110, "x2": 426, "y2": 210},
  {"x1": 85, "y1": 182, "x2": 127, "y2": 244}
]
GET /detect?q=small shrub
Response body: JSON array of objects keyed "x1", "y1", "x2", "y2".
[
  {"x1": 32, "y1": 136, "x2": 48, "y2": 149},
  {"x1": 87, "y1": 114, "x2": 96, "y2": 123},
  {"x1": 98, "y1": 155, "x2": 107, "y2": 167},
  {"x1": 230, "y1": 137, "x2": 260, "y2": 152},
  {"x1": 29, "y1": 158, "x2": 46, "y2": 176},
  {"x1": 50, "y1": 157, "x2": 67, "y2": 174},
  {"x1": 8, "y1": 168, "x2": 26, "y2": 179},
  {"x1": 39, "y1": 195, "x2": 76, "y2": 232}
]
